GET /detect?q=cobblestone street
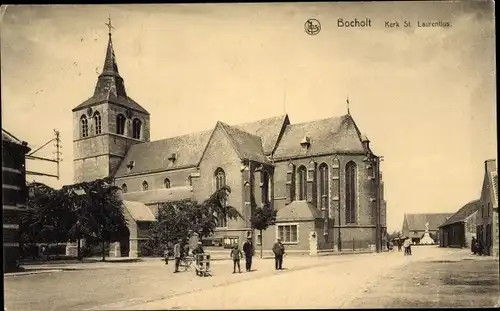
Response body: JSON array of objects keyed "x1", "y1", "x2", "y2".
[{"x1": 4, "y1": 247, "x2": 499, "y2": 310}]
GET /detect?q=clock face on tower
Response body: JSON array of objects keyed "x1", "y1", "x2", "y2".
[{"x1": 126, "y1": 109, "x2": 133, "y2": 119}]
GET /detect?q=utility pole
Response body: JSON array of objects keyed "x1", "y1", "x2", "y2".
[
  {"x1": 375, "y1": 156, "x2": 381, "y2": 253},
  {"x1": 25, "y1": 129, "x2": 62, "y2": 180},
  {"x1": 54, "y1": 130, "x2": 62, "y2": 180}
]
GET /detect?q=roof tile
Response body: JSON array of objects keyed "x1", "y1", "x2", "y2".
[
  {"x1": 123, "y1": 200, "x2": 156, "y2": 222},
  {"x1": 114, "y1": 130, "x2": 213, "y2": 177},
  {"x1": 439, "y1": 200, "x2": 481, "y2": 227},
  {"x1": 273, "y1": 114, "x2": 365, "y2": 159},
  {"x1": 277, "y1": 201, "x2": 322, "y2": 221},
  {"x1": 219, "y1": 122, "x2": 269, "y2": 164},
  {"x1": 405, "y1": 213, "x2": 455, "y2": 231}
]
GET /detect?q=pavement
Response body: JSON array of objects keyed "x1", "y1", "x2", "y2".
[{"x1": 4, "y1": 246, "x2": 499, "y2": 310}]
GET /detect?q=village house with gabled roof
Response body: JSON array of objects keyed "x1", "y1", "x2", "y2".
[
  {"x1": 438, "y1": 200, "x2": 481, "y2": 248},
  {"x1": 401, "y1": 213, "x2": 454, "y2": 245},
  {"x1": 70, "y1": 26, "x2": 386, "y2": 257},
  {"x1": 477, "y1": 159, "x2": 498, "y2": 257}
]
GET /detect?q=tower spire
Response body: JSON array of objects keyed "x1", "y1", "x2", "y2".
[
  {"x1": 346, "y1": 96, "x2": 350, "y2": 115},
  {"x1": 93, "y1": 16, "x2": 126, "y2": 98}
]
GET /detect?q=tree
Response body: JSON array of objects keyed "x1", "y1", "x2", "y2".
[
  {"x1": 145, "y1": 186, "x2": 243, "y2": 253},
  {"x1": 21, "y1": 182, "x2": 71, "y2": 246},
  {"x1": 61, "y1": 177, "x2": 128, "y2": 261},
  {"x1": 250, "y1": 205, "x2": 277, "y2": 258}
]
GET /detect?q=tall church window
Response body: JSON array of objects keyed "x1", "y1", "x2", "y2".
[
  {"x1": 345, "y1": 161, "x2": 357, "y2": 224},
  {"x1": 215, "y1": 168, "x2": 227, "y2": 227},
  {"x1": 142, "y1": 181, "x2": 148, "y2": 191},
  {"x1": 121, "y1": 184, "x2": 128, "y2": 193},
  {"x1": 116, "y1": 114, "x2": 126, "y2": 135},
  {"x1": 262, "y1": 170, "x2": 270, "y2": 206},
  {"x1": 132, "y1": 118, "x2": 142, "y2": 139},
  {"x1": 164, "y1": 178, "x2": 171, "y2": 189},
  {"x1": 93, "y1": 112, "x2": 102, "y2": 135},
  {"x1": 80, "y1": 115, "x2": 88, "y2": 138},
  {"x1": 319, "y1": 163, "x2": 329, "y2": 211},
  {"x1": 297, "y1": 166, "x2": 307, "y2": 201}
]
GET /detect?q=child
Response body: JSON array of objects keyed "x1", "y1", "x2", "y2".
[{"x1": 230, "y1": 244, "x2": 243, "y2": 273}]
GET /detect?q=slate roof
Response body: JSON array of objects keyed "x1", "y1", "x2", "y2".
[
  {"x1": 72, "y1": 33, "x2": 149, "y2": 114},
  {"x1": 122, "y1": 200, "x2": 156, "y2": 222},
  {"x1": 120, "y1": 187, "x2": 194, "y2": 205},
  {"x1": 439, "y1": 200, "x2": 481, "y2": 228},
  {"x1": 273, "y1": 114, "x2": 366, "y2": 159},
  {"x1": 277, "y1": 201, "x2": 323, "y2": 221},
  {"x1": 405, "y1": 213, "x2": 454, "y2": 231},
  {"x1": 219, "y1": 122, "x2": 269, "y2": 164},
  {"x1": 2, "y1": 129, "x2": 27, "y2": 146},
  {"x1": 234, "y1": 115, "x2": 289, "y2": 155},
  {"x1": 114, "y1": 130, "x2": 213, "y2": 177}
]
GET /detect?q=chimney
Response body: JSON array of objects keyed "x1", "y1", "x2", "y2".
[
  {"x1": 361, "y1": 134, "x2": 370, "y2": 151},
  {"x1": 485, "y1": 159, "x2": 497, "y2": 173}
]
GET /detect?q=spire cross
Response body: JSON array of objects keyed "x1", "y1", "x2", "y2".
[
  {"x1": 346, "y1": 96, "x2": 350, "y2": 114},
  {"x1": 105, "y1": 14, "x2": 115, "y2": 36}
]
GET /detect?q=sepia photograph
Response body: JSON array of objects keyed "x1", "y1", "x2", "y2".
[{"x1": 1, "y1": 2, "x2": 497, "y2": 310}]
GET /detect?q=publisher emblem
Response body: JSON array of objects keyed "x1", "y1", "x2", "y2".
[{"x1": 305, "y1": 19, "x2": 321, "y2": 35}]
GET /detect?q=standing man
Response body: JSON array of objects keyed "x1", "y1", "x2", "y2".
[
  {"x1": 272, "y1": 238, "x2": 285, "y2": 270},
  {"x1": 230, "y1": 244, "x2": 243, "y2": 273},
  {"x1": 243, "y1": 236, "x2": 254, "y2": 272},
  {"x1": 173, "y1": 238, "x2": 182, "y2": 273}
]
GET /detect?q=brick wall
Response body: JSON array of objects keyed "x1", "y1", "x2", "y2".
[
  {"x1": 73, "y1": 101, "x2": 150, "y2": 183},
  {"x1": 115, "y1": 167, "x2": 198, "y2": 193},
  {"x1": 197, "y1": 125, "x2": 246, "y2": 230}
]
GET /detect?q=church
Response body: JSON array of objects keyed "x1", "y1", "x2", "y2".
[{"x1": 71, "y1": 24, "x2": 387, "y2": 257}]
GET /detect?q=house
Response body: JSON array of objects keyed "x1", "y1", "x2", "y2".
[
  {"x1": 477, "y1": 159, "x2": 498, "y2": 257},
  {"x1": 2, "y1": 129, "x2": 31, "y2": 272},
  {"x1": 69, "y1": 28, "x2": 386, "y2": 257},
  {"x1": 438, "y1": 200, "x2": 481, "y2": 248},
  {"x1": 401, "y1": 213, "x2": 454, "y2": 244}
]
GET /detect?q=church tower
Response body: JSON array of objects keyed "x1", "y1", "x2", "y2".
[{"x1": 72, "y1": 18, "x2": 150, "y2": 183}]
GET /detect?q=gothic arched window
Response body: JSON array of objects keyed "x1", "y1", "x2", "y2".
[
  {"x1": 262, "y1": 170, "x2": 270, "y2": 206},
  {"x1": 121, "y1": 184, "x2": 127, "y2": 193},
  {"x1": 116, "y1": 114, "x2": 126, "y2": 135},
  {"x1": 319, "y1": 163, "x2": 329, "y2": 211},
  {"x1": 345, "y1": 161, "x2": 357, "y2": 224},
  {"x1": 142, "y1": 181, "x2": 148, "y2": 191},
  {"x1": 297, "y1": 166, "x2": 307, "y2": 201},
  {"x1": 214, "y1": 168, "x2": 227, "y2": 227},
  {"x1": 132, "y1": 118, "x2": 142, "y2": 139},
  {"x1": 93, "y1": 112, "x2": 102, "y2": 135},
  {"x1": 80, "y1": 115, "x2": 89, "y2": 138},
  {"x1": 164, "y1": 178, "x2": 171, "y2": 189}
]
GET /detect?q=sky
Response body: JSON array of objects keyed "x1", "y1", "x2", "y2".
[{"x1": 1, "y1": 2, "x2": 496, "y2": 232}]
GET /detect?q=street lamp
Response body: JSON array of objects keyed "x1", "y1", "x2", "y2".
[{"x1": 363, "y1": 152, "x2": 383, "y2": 253}]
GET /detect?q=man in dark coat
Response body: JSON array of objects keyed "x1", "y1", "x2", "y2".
[
  {"x1": 242, "y1": 237, "x2": 254, "y2": 272},
  {"x1": 272, "y1": 238, "x2": 285, "y2": 270}
]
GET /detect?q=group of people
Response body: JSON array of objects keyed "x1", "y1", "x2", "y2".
[
  {"x1": 164, "y1": 236, "x2": 287, "y2": 274},
  {"x1": 392, "y1": 237, "x2": 413, "y2": 255},
  {"x1": 229, "y1": 237, "x2": 285, "y2": 273},
  {"x1": 471, "y1": 236, "x2": 485, "y2": 255}
]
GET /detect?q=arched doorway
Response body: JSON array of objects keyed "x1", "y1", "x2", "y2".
[{"x1": 120, "y1": 226, "x2": 130, "y2": 257}]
